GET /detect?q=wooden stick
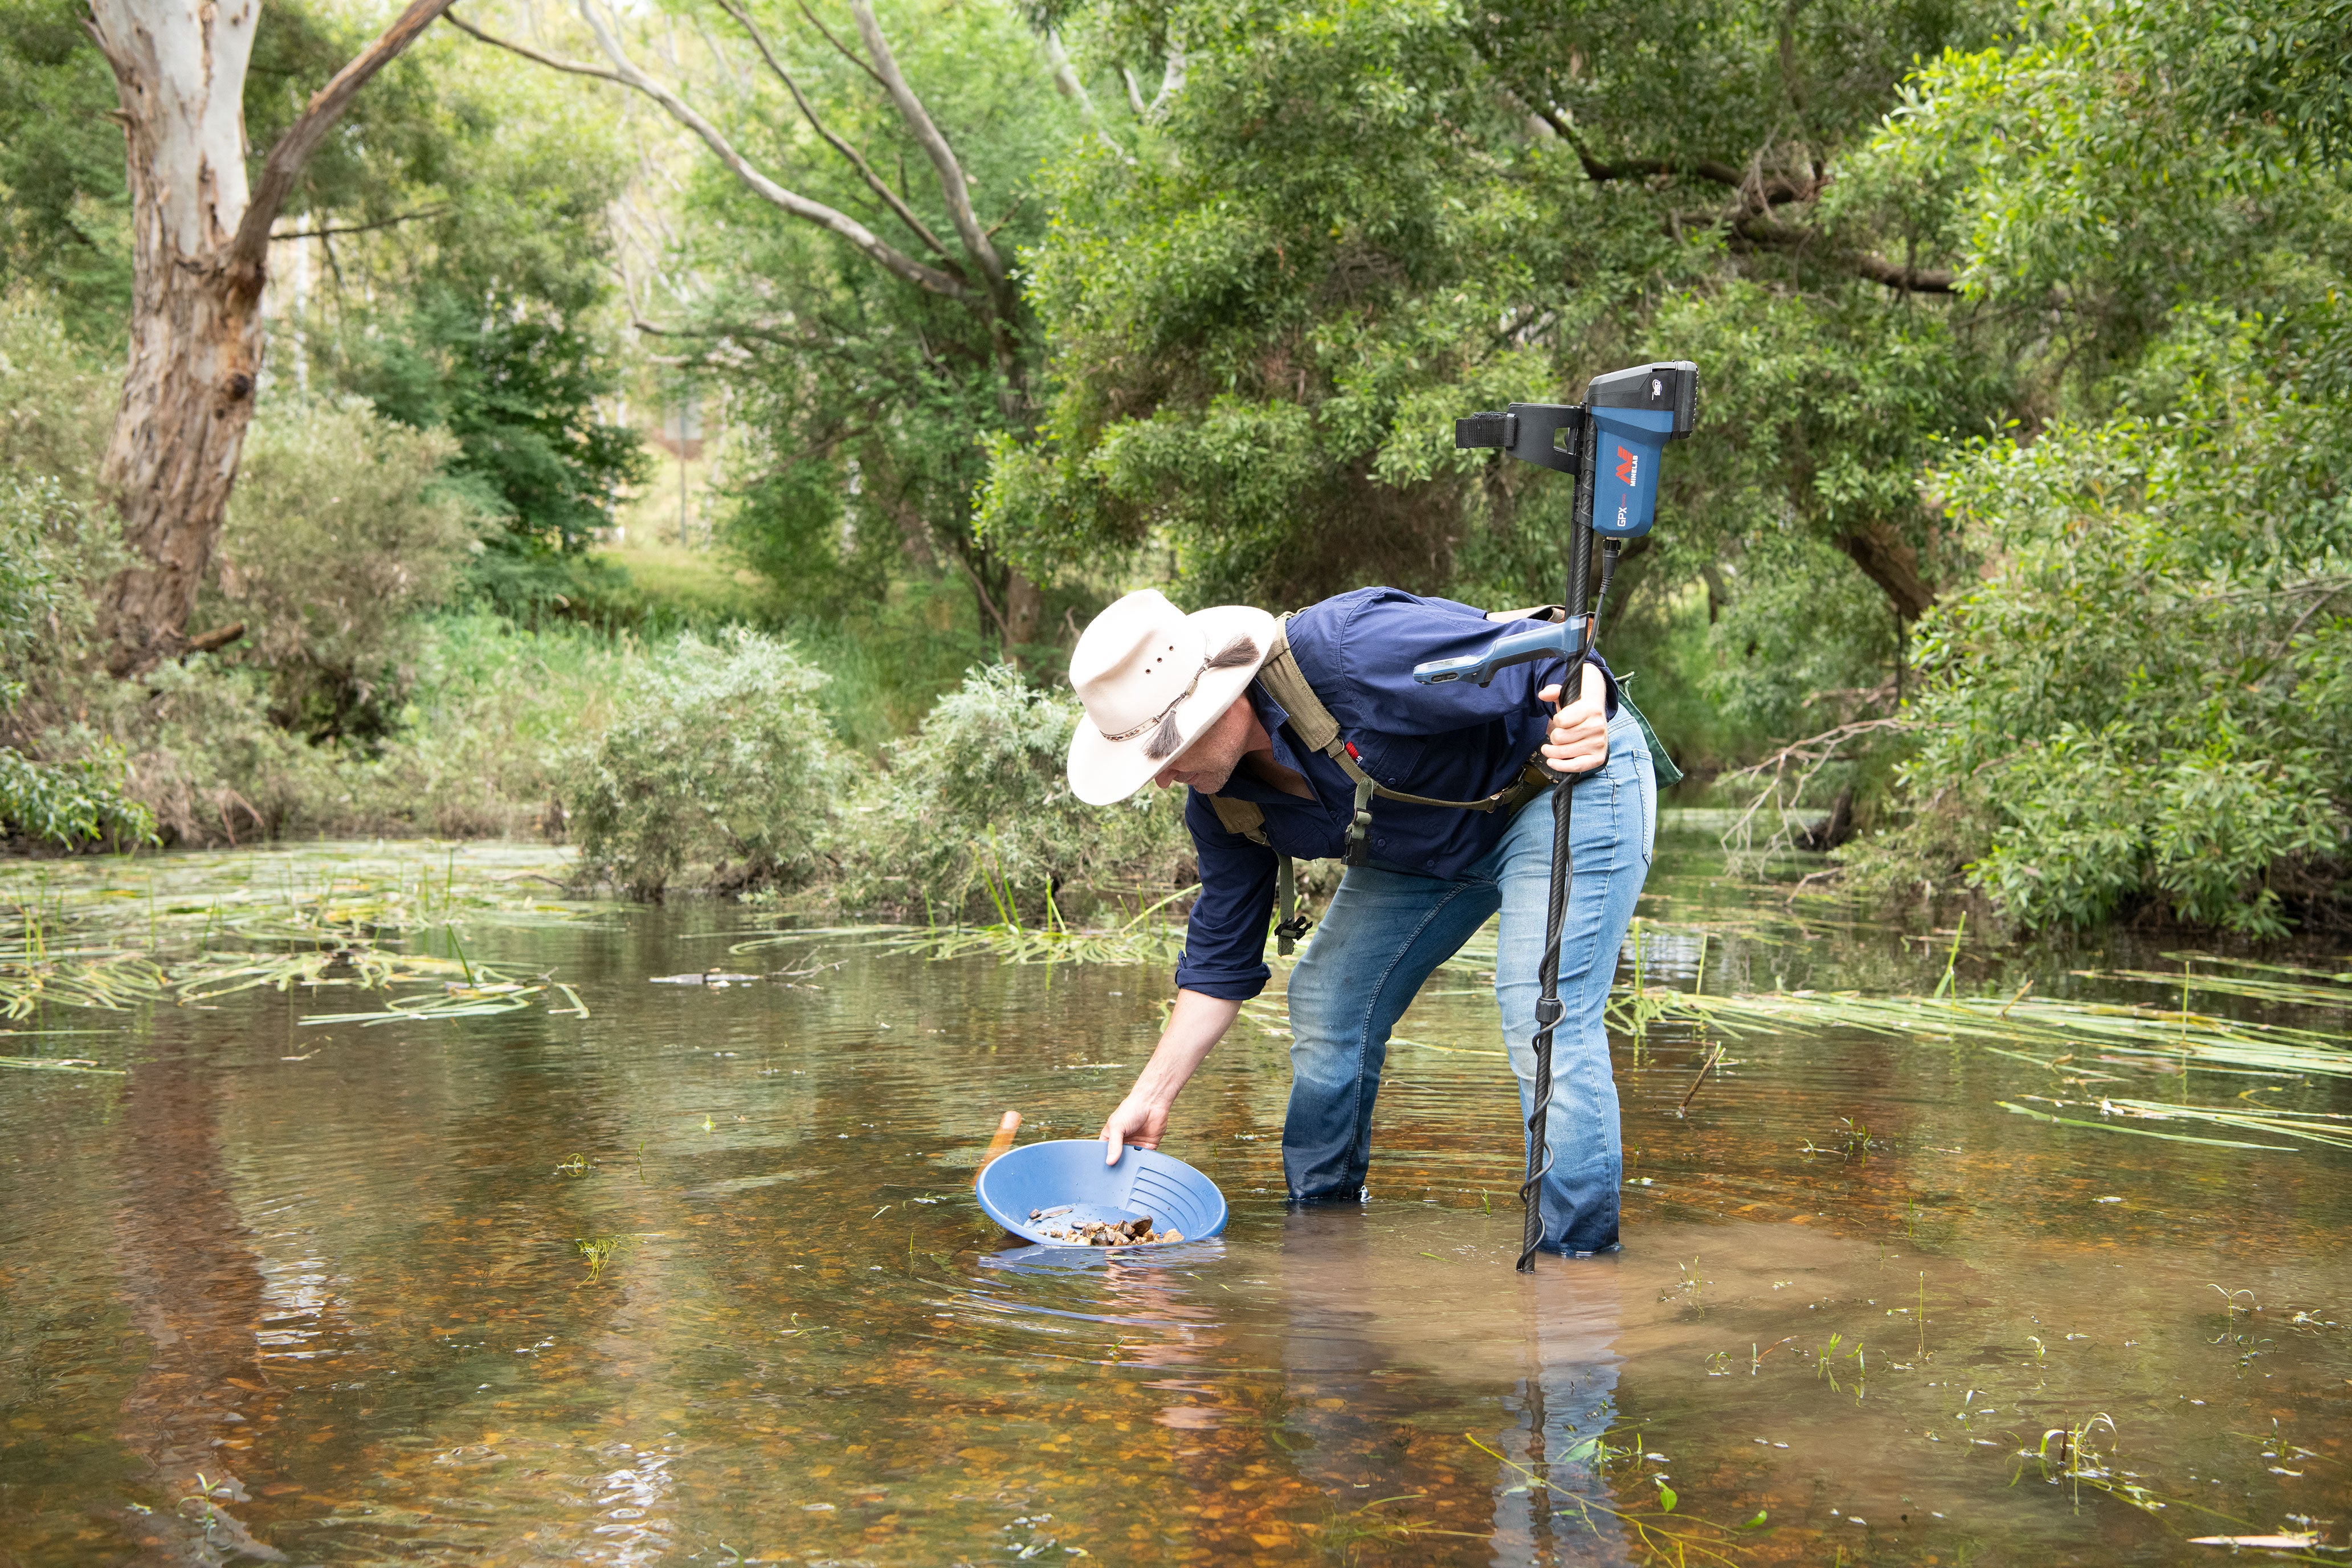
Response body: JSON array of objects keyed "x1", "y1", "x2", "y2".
[
  {"x1": 980, "y1": 1110, "x2": 1021, "y2": 1169},
  {"x1": 1676, "y1": 1044, "x2": 1724, "y2": 1117}
]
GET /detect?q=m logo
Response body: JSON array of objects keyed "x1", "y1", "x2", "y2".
[{"x1": 1615, "y1": 444, "x2": 1638, "y2": 485}]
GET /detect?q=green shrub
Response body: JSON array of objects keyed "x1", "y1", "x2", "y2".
[
  {"x1": 206, "y1": 396, "x2": 485, "y2": 742},
  {"x1": 0, "y1": 475, "x2": 75, "y2": 713},
  {"x1": 562, "y1": 630, "x2": 860, "y2": 899},
  {"x1": 0, "y1": 293, "x2": 112, "y2": 493},
  {"x1": 0, "y1": 744, "x2": 154, "y2": 848},
  {"x1": 1849, "y1": 325, "x2": 2350, "y2": 936},
  {"x1": 832, "y1": 664, "x2": 1191, "y2": 922}
]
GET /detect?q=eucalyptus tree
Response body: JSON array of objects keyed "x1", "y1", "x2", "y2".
[{"x1": 84, "y1": 0, "x2": 463, "y2": 676}]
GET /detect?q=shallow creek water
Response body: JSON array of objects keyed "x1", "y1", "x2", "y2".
[{"x1": 2, "y1": 834, "x2": 2347, "y2": 1566}]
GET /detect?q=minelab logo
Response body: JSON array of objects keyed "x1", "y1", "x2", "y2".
[{"x1": 1615, "y1": 444, "x2": 1639, "y2": 485}]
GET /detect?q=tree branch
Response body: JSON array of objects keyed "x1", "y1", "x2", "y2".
[
  {"x1": 232, "y1": 0, "x2": 460, "y2": 277},
  {"x1": 271, "y1": 204, "x2": 448, "y2": 240},
  {"x1": 790, "y1": 0, "x2": 890, "y2": 92},
  {"x1": 710, "y1": 0, "x2": 956, "y2": 263},
  {"x1": 560, "y1": 0, "x2": 970, "y2": 299},
  {"x1": 1533, "y1": 107, "x2": 1819, "y2": 207},
  {"x1": 441, "y1": 11, "x2": 624, "y2": 80},
  {"x1": 845, "y1": 0, "x2": 1004, "y2": 293},
  {"x1": 950, "y1": 546, "x2": 1017, "y2": 643},
  {"x1": 1736, "y1": 211, "x2": 1957, "y2": 294},
  {"x1": 1044, "y1": 28, "x2": 1125, "y2": 157}
]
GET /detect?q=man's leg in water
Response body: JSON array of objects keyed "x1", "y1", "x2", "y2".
[
  {"x1": 1281, "y1": 864, "x2": 1501, "y2": 1200},
  {"x1": 1493, "y1": 709, "x2": 1656, "y2": 1254}
]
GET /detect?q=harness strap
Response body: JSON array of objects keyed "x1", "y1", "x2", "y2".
[
  {"x1": 1199, "y1": 605, "x2": 1668, "y2": 954},
  {"x1": 1255, "y1": 615, "x2": 1557, "y2": 865},
  {"x1": 1204, "y1": 793, "x2": 1311, "y2": 955}
]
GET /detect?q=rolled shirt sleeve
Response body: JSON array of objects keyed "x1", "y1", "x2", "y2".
[{"x1": 1172, "y1": 787, "x2": 1279, "y2": 1001}]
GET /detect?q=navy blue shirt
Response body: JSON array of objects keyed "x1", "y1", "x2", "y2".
[{"x1": 1173, "y1": 588, "x2": 1614, "y2": 1001}]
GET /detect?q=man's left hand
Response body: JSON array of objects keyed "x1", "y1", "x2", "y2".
[{"x1": 1537, "y1": 664, "x2": 1609, "y2": 775}]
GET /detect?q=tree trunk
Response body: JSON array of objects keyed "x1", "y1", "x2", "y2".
[
  {"x1": 88, "y1": 0, "x2": 459, "y2": 677},
  {"x1": 89, "y1": 0, "x2": 268, "y2": 676},
  {"x1": 1835, "y1": 520, "x2": 1936, "y2": 622},
  {"x1": 99, "y1": 266, "x2": 267, "y2": 675},
  {"x1": 1004, "y1": 567, "x2": 1043, "y2": 650}
]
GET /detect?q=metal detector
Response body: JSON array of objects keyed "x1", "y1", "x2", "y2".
[{"x1": 1414, "y1": 361, "x2": 1698, "y2": 1270}]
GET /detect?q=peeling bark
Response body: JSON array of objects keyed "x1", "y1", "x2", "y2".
[{"x1": 88, "y1": 0, "x2": 459, "y2": 677}]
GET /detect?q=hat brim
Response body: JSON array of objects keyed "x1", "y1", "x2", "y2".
[{"x1": 1067, "y1": 604, "x2": 1281, "y2": 806}]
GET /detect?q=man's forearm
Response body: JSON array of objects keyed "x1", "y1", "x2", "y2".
[
  {"x1": 1097, "y1": 989, "x2": 1244, "y2": 1159},
  {"x1": 1133, "y1": 989, "x2": 1243, "y2": 1109}
]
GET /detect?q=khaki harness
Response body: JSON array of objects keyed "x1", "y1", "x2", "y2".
[{"x1": 1204, "y1": 605, "x2": 1653, "y2": 956}]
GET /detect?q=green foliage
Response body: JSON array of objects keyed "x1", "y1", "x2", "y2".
[
  {"x1": 206, "y1": 397, "x2": 486, "y2": 742},
  {"x1": 1698, "y1": 530, "x2": 1901, "y2": 740},
  {"x1": 562, "y1": 630, "x2": 859, "y2": 899},
  {"x1": 832, "y1": 664, "x2": 1190, "y2": 919},
  {"x1": 984, "y1": 0, "x2": 2011, "y2": 619},
  {"x1": 640, "y1": 0, "x2": 1075, "y2": 639},
  {"x1": 1853, "y1": 326, "x2": 2350, "y2": 934},
  {"x1": 1839, "y1": 0, "x2": 2349, "y2": 368},
  {"x1": 0, "y1": 471, "x2": 149, "y2": 849},
  {"x1": 0, "y1": 0, "x2": 132, "y2": 335},
  {"x1": 0, "y1": 744, "x2": 154, "y2": 848},
  {"x1": 0, "y1": 290, "x2": 112, "y2": 489},
  {"x1": 341, "y1": 292, "x2": 646, "y2": 555},
  {"x1": 0, "y1": 474, "x2": 74, "y2": 713}
]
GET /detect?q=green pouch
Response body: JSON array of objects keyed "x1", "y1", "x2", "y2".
[{"x1": 1614, "y1": 687, "x2": 1684, "y2": 788}]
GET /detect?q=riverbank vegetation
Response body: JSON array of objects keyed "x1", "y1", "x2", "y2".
[{"x1": 0, "y1": 0, "x2": 2342, "y2": 937}]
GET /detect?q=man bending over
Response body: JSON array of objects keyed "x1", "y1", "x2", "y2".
[{"x1": 1064, "y1": 586, "x2": 1665, "y2": 1257}]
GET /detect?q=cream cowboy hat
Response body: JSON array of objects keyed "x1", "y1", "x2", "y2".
[{"x1": 1066, "y1": 589, "x2": 1280, "y2": 805}]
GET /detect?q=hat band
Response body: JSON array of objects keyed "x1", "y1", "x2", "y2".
[
  {"x1": 1099, "y1": 664, "x2": 1204, "y2": 743},
  {"x1": 1095, "y1": 634, "x2": 1264, "y2": 761}
]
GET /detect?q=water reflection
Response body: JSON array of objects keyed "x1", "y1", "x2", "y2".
[
  {"x1": 1, "y1": 843, "x2": 2347, "y2": 1566},
  {"x1": 1265, "y1": 1206, "x2": 1632, "y2": 1564}
]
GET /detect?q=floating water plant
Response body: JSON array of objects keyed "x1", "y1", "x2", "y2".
[
  {"x1": 0, "y1": 844, "x2": 595, "y2": 1031},
  {"x1": 575, "y1": 1236, "x2": 623, "y2": 1280},
  {"x1": 1606, "y1": 970, "x2": 2350, "y2": 1083},
  {"x1": 1464, "y1": 1435, "x2": 1758, "y2": 1565}
]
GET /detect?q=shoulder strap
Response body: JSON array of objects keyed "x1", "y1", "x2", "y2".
[
  {"x1": 1484, "y1": 603, "x2": 1567, "y2": 624},
  {"x1": 1259, "y1": 611, "x2": 1546, "y2": 818},
  {"x1": 1204, "y1": 792, "x2": 1268, "y2": 846}
]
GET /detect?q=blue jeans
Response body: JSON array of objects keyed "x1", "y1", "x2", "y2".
[{"x1": 1281, "y1": 711, "x2": 1656, "y2": 1255}]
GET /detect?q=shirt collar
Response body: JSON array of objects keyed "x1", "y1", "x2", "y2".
[
  {"x1": 1244, "y1": 680, "x2": 1309, "y2": 775},
  {"x1": 1209, "y1": 680, "x2": 1328, "y2": 812}
]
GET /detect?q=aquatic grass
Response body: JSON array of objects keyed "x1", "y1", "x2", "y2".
[
  {"x1": 574, "y1": 1236, "x2": 624, "y2": 1280},
  {"x1": 0, "y1": 844, "x2": 593, "y2": 1026},
  {"x1": 806, "y1": 882, "x2": 1199, "y2": 968},
  {"x1": 2087, "y1": 956, "x2": 2352, "y2": 1012},
  {"x1": 1464, "y1": 1435, "x2": 1757, "y2": 1566},
  {"x1": 2094, "y1": 1098, "x2": 2352, "y2": 1150},
  {"x1": 1604, "y1": 985, "x2": 2351, "y2": 1081},
  {"x1": 0, "y1": 1054, "x2": 124, "y2": 1075}
]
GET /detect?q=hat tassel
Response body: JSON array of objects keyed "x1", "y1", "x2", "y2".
[
  {"x1": 1142, "y1": 709, "x2": 1186, "y2": 761},
  {"x1": 1139, "y1": 635, "x2": 1258, "y2": 763}
]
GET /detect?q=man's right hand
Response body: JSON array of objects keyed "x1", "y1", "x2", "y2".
[
  {"x1": 1099, "y1": 989, "x2": 1242, "y2": 1165},
  {"x1": 1099, "y1": 1092, "x2": 1171, "y2": 1165}
]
